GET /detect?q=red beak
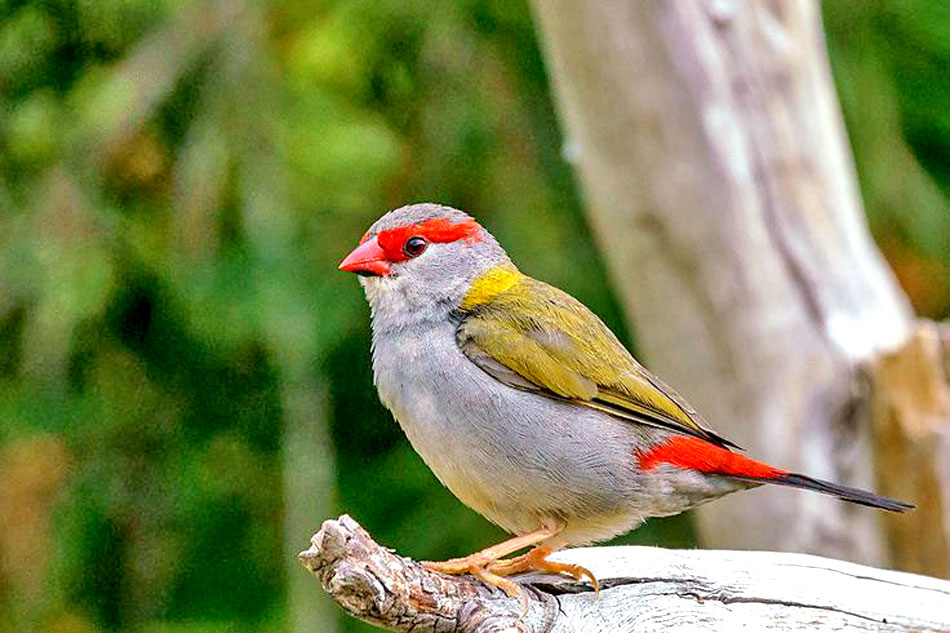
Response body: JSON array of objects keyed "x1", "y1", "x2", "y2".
[{"x1": 338, "y1": 237, "x2": 391, "y2": 276}]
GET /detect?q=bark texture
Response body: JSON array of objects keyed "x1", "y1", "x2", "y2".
[
  {"x1": 531, "y1": 0, "x2": 914, "y2": 564},
  {"x1": 301, "y1": 515, "x2": 950, "y2": 633}
]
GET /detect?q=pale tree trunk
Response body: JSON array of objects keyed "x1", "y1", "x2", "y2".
[{"x1": 529, "y1": 0, "x2": 938, "y2": 567}]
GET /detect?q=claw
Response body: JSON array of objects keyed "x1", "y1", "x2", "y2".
[
  {"x1": 488, "y1": 545, "x2": 600, "y2": 595},
  {"x1": 537, "y1": 558, "x2": 600, "y2": 596}
]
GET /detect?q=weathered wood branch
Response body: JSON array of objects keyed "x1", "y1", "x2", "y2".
[{"x1": 300, "y1": 515, "x2": 950, "y2": 632}]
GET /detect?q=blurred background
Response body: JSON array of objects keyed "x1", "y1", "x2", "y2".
[{"x1": 0, "y1": 1, "x2": 947, "y2": 632}]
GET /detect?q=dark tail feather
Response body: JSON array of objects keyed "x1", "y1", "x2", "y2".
[{"x1": 748, "y1": 473, "x2": 914, "y2": 512}]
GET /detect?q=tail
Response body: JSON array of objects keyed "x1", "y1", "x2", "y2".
[
  {"x1": 746, "y1": 472, "x2": 913, "y2": 513},
  {"x1": 637, "y1": 436, "x2": 914, "y2": 513}
]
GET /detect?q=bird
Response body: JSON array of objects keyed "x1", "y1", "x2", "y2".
[{"x1": 338, "y1": 202, "x2": 913, "y2": 598}]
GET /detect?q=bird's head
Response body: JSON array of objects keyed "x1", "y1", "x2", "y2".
[{"x1": 339, "y1": 203, "x2": 512, "y2": 326}]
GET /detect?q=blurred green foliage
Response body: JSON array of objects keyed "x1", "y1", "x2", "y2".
[
  {"x1": 824, "y1": 0, "x2": 950, "y2": 317},
  {"x1": 0, "y1": 1, "x2": 947, "y2": 633}
]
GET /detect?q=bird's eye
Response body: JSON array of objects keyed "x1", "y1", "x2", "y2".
[{"x1": 403, "y1": 236, "x2": 427, "y2": 258}]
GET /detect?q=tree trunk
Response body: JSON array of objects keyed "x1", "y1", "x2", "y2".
[
  {"x1": 531, "y1": 0, "x2": 916, "y2": 565},
  {"x1": 301, "y1": 516, "x2": 950, "y2": 633}
]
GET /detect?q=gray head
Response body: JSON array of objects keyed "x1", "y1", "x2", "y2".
[{"x1": 339, "y1": 203, "x2": 511, "y2": 329}]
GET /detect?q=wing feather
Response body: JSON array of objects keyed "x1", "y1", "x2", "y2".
[{"x1": 456, "y1": 274, "x2": 737, "y2": 449}]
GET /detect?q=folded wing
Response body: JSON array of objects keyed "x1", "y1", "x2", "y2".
[{"x1": 456, "y1": 273, "x2": 738, "y2": 449}]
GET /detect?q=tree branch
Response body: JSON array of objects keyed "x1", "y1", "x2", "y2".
[{"x1": 300, "y1": 515, "x2": 950, "y2": 632}]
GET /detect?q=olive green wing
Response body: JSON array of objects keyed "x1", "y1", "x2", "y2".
[{"x1": 456, "y1": 275, "x2": 737, "y2": 449}]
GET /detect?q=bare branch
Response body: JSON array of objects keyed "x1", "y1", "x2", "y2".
[{"x1": 300, "y1": 515, "x2": 950, "y2": 632}]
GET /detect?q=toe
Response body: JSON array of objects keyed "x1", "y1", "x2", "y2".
[
  {"x1": 471, "y1": 566, "x2": 523, "y2": 600},
  {"x1": 567, "y1": 563, "x2": 599, "y2": 595},
  {"x1": 422, "y1": 554, "x2": 491, "y2": 575}
]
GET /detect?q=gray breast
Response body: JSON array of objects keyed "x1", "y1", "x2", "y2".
[{"x1": 370, "y1": 319, "x2": 662, "y2": 540}]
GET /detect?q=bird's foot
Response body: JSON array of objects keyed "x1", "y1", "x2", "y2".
[
  {"x1": 489, "y1": 545, "x2": 600, "y2": 595},
  {"x1": 422, "y1": 543, "x2": 600, "y2": 606},
  {"x1": 422, "y1": 554, "x2": 524, "y2": 599},
  {"x1": 421, "y1": 524, "x2": 567, "y2": 610}
]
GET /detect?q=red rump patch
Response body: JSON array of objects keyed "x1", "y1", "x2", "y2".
[
  {"x1": 637, "y1": 436, "x2": 786, "y2": 480},
  {"x1": 375, "y1": 218, "x2": 482, "y2": 262}
]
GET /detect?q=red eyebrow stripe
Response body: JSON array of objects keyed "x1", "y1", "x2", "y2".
[
  {"x1": 637, "y1": 436, "x2": 785, "y2": 480},
  {"x1": 374, "y1": 218, "x2": 482, "y2": 261}
]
